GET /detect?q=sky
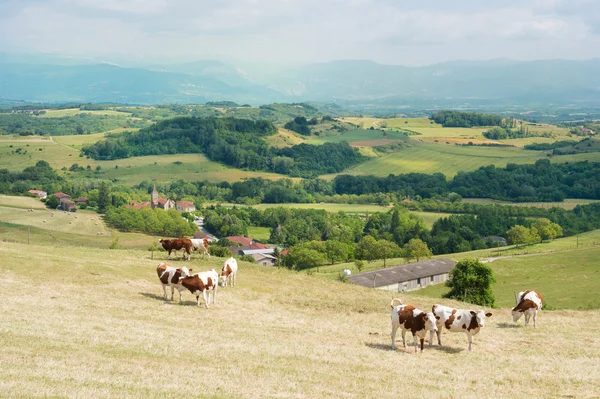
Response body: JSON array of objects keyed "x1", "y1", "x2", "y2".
[{"x1": 1, "y1": 0, "x2": 599, "y2": 66}]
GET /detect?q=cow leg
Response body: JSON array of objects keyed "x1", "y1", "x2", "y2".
[
  {"x1": 178, "y1": 288, "x2": 183, "y2": 303},
  {"x1": 202, "y1": 290, "x2": 209, "y2": 308},
  {"x1": 419, "y1": 337, "x2": 425, "y2": 352},
  {"x1": 533, "y1": 310, "x2": 537, "y2": 329},
  {"x1": 436, "y1": 330, "x2": 442, "y2": 346},
  {"x1": 167, "y1": 250, "x2": 172, "y2": 259},
  {"x1": 196, "y1": 295, "x2": 201, "y2": 307},
  {"x1": 429, "y1": 330, "x2": 434, "y2": 347},
  {"x1": 524, "y1": 313, "x2": 530, "y2": 327},
  {"x1": 467, "y1": 333, "x2": 474, "y2": 351},
  {"x1": 161, "y1": 284, "x2": 168, "y2": 300},
  {"x1": 401, "y1": 330, "x2": 407, "y2": 348},
  {"x1": 391, "y1": 324, "x2": 398, "y2": 350},
  {"x1": 213, "y1": 286, "x2": 217, "y2": 304},
  {"x1": 170, "y1": 285, "x2": 175, "y2": 301}
]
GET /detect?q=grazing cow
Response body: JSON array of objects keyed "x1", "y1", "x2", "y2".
[
  {"x1": 391, "y1": 300, "x2": 437, "y2": 352},
  {"x1": 431, "y1": 304, "x2": 492, "y2": 351},
  {"x1": 159, "y1": 238, "x2": 192, "y2": 260},
  {"x1": 156, "y1": 263, "x2": 192, "y2": 302},
  {"x1": 220, "y1": 257, "x2": 238, "y2": 287},
  {"x1": 190, "y1": 238, "x2": 210, "y2": 258},
  {"x1": 512, "y1": 290, "x2": 543, "y2": 328},
  {"x1": 178, "y1": 269, "x2": 219, "y2": 308}
]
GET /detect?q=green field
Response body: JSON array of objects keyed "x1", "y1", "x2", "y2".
[
  {"x1": 308, "y1": 128, "x2": 409, "y2": 146},
  {"x1": 248, "y1": 202, "x2": 392, "y2": 213},
  {"x1": 462, "y1": 198, "x2": 600, "y2": 210},
  {"x1": 38, "y1": 108, "x2": 131, "y2": 118},
  {"x1": 0, "y1": 195, "x2": 46, "y2": 210},
  {"x1": 247, "y1": 226, "x2": 271, "y2": 241},
  {"x1": 0, "y1": 240, "x2": 598, "y2": 397},
  {"x1": 413, "y1": 246, "x2": 600, "y2": 310}
]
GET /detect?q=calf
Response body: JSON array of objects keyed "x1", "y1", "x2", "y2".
[
  {"x1": 431, "y1": 304, "x2": 492, "y2": 351},
  {"x1": 156, "y1": 263, "x2": 192, "y2": 302},
  {"x1": 391, "y1": 301, "x2": 437, "y2": 352},
  {"x1": 159, "y1": 238, "x2": 192, "y2": 261},
  {"x1": 178, "y1": 269, "x2": 219, "y2": 308},
  {"x1": 512, "y1": 290, "x2": 543, "y2": 328},
  {"x1": 190, "y1": 238, "x2": 211, "y2": 258},
  {"x1": 220, "y1": 257, "x2": 238, "y2": 287}
]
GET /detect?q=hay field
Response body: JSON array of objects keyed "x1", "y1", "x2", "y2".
[
  {"x1": 462, "y1": 198, "x2": 600, "y2": 210},
  {"x1": 265, "y1": 128, "x2": 307, "y2": 148},
  {"x1": 39, "y1": 108, "x2": 130, "y2": 118},
  {"x1": 0, "y1": 241, "x2": 598, "y2": 398},
  {"x1": 0, "y1": 205, "x2": 111, "y2": 236},
  {"x1": 0, "y1": 195, "x2": 46, "y2": 210}
]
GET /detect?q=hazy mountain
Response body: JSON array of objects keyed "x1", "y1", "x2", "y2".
[{"x1": 1, "y1": 56, "x2": 599, "y2": 107}]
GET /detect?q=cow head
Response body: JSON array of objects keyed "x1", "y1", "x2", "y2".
[
  {"x1": 423, "y1": 312, "x2": 438, "y2": 332},
  {"x1": 158, "y1": 239, "x2": 168, "y2": 249},
  {"x1": 511, "y1": 307, "x2": 524, "y2": 322},
  {"x1": 179, "y1": 266, "x2": 193, "y2": 278},
  {"x1": 470, "y1": 310, "x2": 492, "y2": 328}
]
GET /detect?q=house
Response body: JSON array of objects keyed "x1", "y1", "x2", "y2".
[
  {"x1": 126, "y1": 200, "x2": 152, "y2": 210},
  {"x1": 226, "y1": 236, "x2": 253, "y2": 246},
  {"x1": 28, "y1": 190, "x2": 47, "y2": 199},
  {"x1": 227, "y1": 243, "x2": 274, "y2": 257},
  {"x1": 150, "y1": 184, "x2": 175, "y2": 210},
  {"x1": 193, "y1": 231, "x2": 218, "y2": 242},
  {"x1": 176, "y1": 200, "x2": 196, "y2": 212},
  {"x1": 53, "y1": 192, "x2": 71, "y2": 201},
  {"x1": 347, "y1": 258, "x2": 457, "y2": 293},
  {"x1": 75, "y1": 197, "x2": 88, "y2": 205},
  {"x1": 252, "y1": 253, "x2": 277, "y2": 266},
  {"x1": 59, "y1": 198, "x2": 77, "y2": 212}
]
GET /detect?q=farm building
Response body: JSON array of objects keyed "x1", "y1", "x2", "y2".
[
  {"x1": 176, "y1": 200, "x2": 196, "y2": 212},
  {"x1": 348, "y1": 258, "x2": 456, "y2": 292},
  {"x1": 75, "y1": 197, "x2": 88, "y2": 205},
  {"x1": 193, "y1": 231, "x2": 218, "y2": 242},
  {"x1": 252, "y1": 253, "x2": 277, "y2": 266},
  {"x1": 53, "y1": 192, "x2": 71, "y2": 201},
  {"x1": 59, "y1": 198, "x2": 76, "y2": 212},
  {"x1": 28, "y1": 190, "x2": 47, "y2": 199}
]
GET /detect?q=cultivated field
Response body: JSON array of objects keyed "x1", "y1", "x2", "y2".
[
  {"x1": 462, "y1": 198, "x2": 600, "y2": 210},
  {"x1": 308, "y1": 128, "x2": 409, "y2": 146},
  {"x1": 0, "y1": 242, "x2": 598, "y2": 398}
]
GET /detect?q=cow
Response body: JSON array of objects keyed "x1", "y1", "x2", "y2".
[
  {"x1": 220, "y1": 257, "x2": 238, "y2": 287},
  {"x1": 156, "y1": 263, "x2": 192, "y2": 302},
  {"x1": 512, "y1": 290, "x2": 543, "y2": 328},
  {"x1": 431, "y1": 304, "x2": 492, "y2": 351},
  {"x1": 159, "y1": 238, "x2": 192, "y2": 261},
  {"x1": 178, "y1": 269, "x2": 219, "y2": 308},
  {"x1": 391, "y1": 300, "x2": 437, "y2": 352},
  {"x1": 190, "y1": 238, "x2": 210, "y2": 258}
]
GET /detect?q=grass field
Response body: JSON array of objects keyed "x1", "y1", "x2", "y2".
[
  {"x1": 462, "y1": 198, "x2": 600, "y2": 210},
  {"x1": 265, "y1": 128, "x2": 307, "y2": 148},
  {"x1": 0, "y1": 241, "x2": 598, "y2": 398},
  {"x1": 38, "y1": 108, "x2": 131, "y2": 118},
  {"x1": 413, "y1": 246, "x2": 600, "y2": 310},
  {"x1": 248, "y1": 202, "x2": 392, "y2": 213},
  {"x1": 0, "y1": 195, "x2": 46, "y2": 210},
  {"x1": 247, "y1": 226, "x2": 271, "y2": 241},
  {"x1": 308, "y1": 129, "x2": 409, "y2": 146}
]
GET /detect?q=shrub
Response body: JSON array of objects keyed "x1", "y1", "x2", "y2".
[{"x1": 443, "y1": 258, "x2": 495, "y2": 307}]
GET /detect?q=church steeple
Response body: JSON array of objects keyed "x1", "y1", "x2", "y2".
[{"x1": 151, "y1": 184, "x2": 159, "y2": 208}]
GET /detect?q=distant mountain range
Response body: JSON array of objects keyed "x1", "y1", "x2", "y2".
[{"x1": 1, "y1": 54, "x2": 599, "y2": 108}]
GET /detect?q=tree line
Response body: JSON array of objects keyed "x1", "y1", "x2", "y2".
[
  {"x1": 81, "y1": 117, "x2": 365, "y2": 177},
  {"x1": 430, "y1": 111, "x2": 504, "y2": 128}
]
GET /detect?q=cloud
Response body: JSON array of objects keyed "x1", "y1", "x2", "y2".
[{"x1": 0, "y1": 0, "x2": 599, "y2": 65}]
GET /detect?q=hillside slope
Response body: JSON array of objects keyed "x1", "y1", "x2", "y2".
[{"x1": 0, "y1": 242, "x2": 598, "y2": 398}]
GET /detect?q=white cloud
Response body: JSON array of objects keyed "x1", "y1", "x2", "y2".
[{"x1": 0, "y1": 0, "x2": 599, "y2": 65}]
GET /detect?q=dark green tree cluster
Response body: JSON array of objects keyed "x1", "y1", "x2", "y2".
[
  {"x1": 103, "y1": 207, "x2": 196, "y2": 237},
  {"x1": 283, "y1": 116, "x2": 317, "y2": 135},
  {"x1": 0, "y1": 160, "x2": 65, "y2": 195},
  {"x1": 431, "y1": 111, "x2": 504, "y2": 128},
  {"x1": 82, "y1": 117, "x2": 364, "y2": 177},
  {"x1": 443, "y1": 259, "x2": 496, "y2": 307}
]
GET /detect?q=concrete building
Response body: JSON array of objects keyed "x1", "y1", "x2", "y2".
[{"x1": 347, "y1": 258, "x2": 456, "y2": 292}]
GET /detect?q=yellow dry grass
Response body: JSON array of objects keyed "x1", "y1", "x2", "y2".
[{"x1": 0, "y1": 242, "x2": 598, "y2": 398}]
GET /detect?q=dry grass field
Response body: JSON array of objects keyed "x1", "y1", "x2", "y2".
[{"x1": 0, "y1": 242, "x2": 598, "y2": 398}]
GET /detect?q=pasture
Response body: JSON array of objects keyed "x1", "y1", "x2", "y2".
[
  {"x1": 38, "y1": 108, "x2": 131, "y2": 118},
  {"x1": 413, "y1": 245, "x2": 600, "y2": 310},
  {"x1": 0, "y1": 205, "x2": 111, "y2": 236},
  {"x1": 461, "y1": 198, "x2": 600, "y2": 210},
  {"x1": 308, "y1": 128, "x2": 409, "y2": 146},
  {"x1": 0, "y1": 195, "x2": 46, "y2": 210},
  {"x1": 0, "y1": 241, "x2": 598, "y2": 398},
  {"x1": 249, "y1": 202, "x2": 392, "y2": 214}
]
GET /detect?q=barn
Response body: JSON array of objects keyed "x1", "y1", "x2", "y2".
[{"x1": 347, "y1": 258, "x2": 456, "y2": 292}]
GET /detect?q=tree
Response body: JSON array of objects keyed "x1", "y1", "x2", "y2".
[
  {"x1": 46, "y1": 195, "x2": 60, "y2": 209},
  {"x1": 403, "y1": 238, "x2": 432, "y2": 262},
  {"x1": 443, "y1": 258, "x2": 495, "y2": 307},
  {"x1": 97, "y1": 182, "x2": 110, "y2": 213},
  {"x1": 531, "y1": 218, "x2": 563, "y2": 242},
  {"x1": 284, "y1": 247, "x2": 325, "y2": 271},
  {"x1": 376, "y1": 239, "x2": 400, "y2": 267},
  {"x1": 324, "y1": 240, "x2": 350, "y2": 265},
  {"x1": 356, "y1": 235, "x2": 379, "y2": 262},
  {"x1": 507, "y1": 225, "x2": 535, "y2": 246}
]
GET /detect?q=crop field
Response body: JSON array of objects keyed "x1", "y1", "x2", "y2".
[
  {"x1": 344, "y1": 141, "x2": 545, "y2": 177},
  {"x1": 413, "y1": 245, "x2": 600, "y2": 310},
  {"x1": 0, "y1": 241, "x2": 598, "y2": 398},
  {"x1": 309, "y1": 128, "x2": 409, "y2": 146},
  {"x1": 461, "y1": 198, "x2": 600, "y2": 210},
  {"x1": 0, "y1": 205, "x2": 111, "y2": 236},
  {"x1": 38, "y1": 108, "x2": 131, "y2": 118},
  {"x1": 265, "y1": 128, "x2": 307, "y2": 148}
]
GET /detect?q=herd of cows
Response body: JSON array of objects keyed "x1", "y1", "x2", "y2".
[
  {"x1": 154, "y1": 237, "x2": 544, "y2": 352},
  {"x1": 390, "y1": 290, "x2": 544, "y2": 351}
]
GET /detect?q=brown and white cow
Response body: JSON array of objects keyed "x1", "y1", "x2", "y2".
[
  {"x1": 512, "y1": 290, "x2": 543, "y2": 328},
  {"x1": 391, "y1": 300, "x2": 438, "y2": 352},
  {"x1": 190, "y1": 238, "x2": 210, "y2": 258},
  {"x1": 431, "y1": 304, "x2": 492, "y2": 351},
  {"x1": 178, "y1": 269, "x2": 219, "y2": 308},
  {"x1": 220, "y1": 257, "x2": 238, "y2": 287},
  {"x1": 156, "y1": 263, "x2": 192, "y2": 302},
  {"x1": 159, "y1": 238, "x2": 192, "y2": 261}
]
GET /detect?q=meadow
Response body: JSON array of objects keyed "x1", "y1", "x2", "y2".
[
  {"x1": 0, "y1": 241, "x2": 598, "y2": 398},
  {"x1": 38, "y1": 108, "x2": 131, "y2": 118},
  {"x1": 461, "y1": 198, "x2": 600, "y2": 210}
]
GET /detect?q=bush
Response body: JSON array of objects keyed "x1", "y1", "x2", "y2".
[
  {"x1": 443, "y1": 258, "x2": 495, "y2": 307},
  {"x1": 109, "y1": 238, "x2": 119, "y2": 249},
  {"x1": 209, "y1": 246, "x2": 232, "y2": 258},
  {"x1": 239, "y1": 254, "x2": 256, "y2": 263}
]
